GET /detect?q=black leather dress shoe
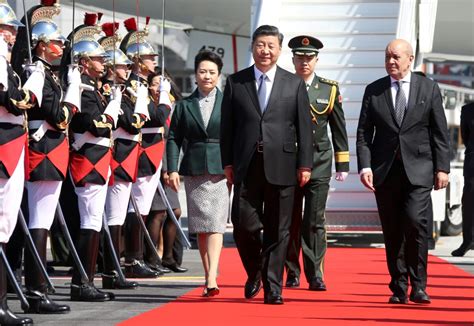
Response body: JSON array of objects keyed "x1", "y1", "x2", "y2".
[
  {"x1": 26, "y1": 290, "x2": 71, "y2": 314},
  {"x1": 309, "y1": 277, "x2": 327, "y2": 291},
  {"x1": 161, "y1": 262, "x2": 188, "y2": 273},
  {"x1": 70, "y1": 283, "x2": 114, "y2": 302},
  {"x1": 124, "y1": 260, "x2": 160, "y2": 278},
  {"x1": 102, "y1": 272, "x2": 139, "y2": 289},
  {"x1": 146, "y1": 262, "x2": 172, "y2": 274},
  {"x1": 285, "y1": 275, "x2": 300, "y2": 288},
  {"x1": 0, "y1": 302, "x2": 33, "y2": 325},
  {"x1": 264, "y1": 292, "x2": 284, "y2": 305},
  {"x1": 409, "y1": 289, "x2": 431, "y2": 304},
  {"x1": 388, "y1": 295, "x2": 408, "y2": 304},
  {"x1": 244, "y1": 277, "x2": 262, "y2": 299},
  {"x1": 451, "y1": 243, "x2": 473, "y2": 257}
]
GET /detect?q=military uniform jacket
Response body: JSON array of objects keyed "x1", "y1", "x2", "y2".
[
  {"x1": 0, "y1": 64, "x2": 36, "y2": 179},
  {"x1": 26, "y1": 57, "x2": 74, "y2": 181},
  {"x1": 102, "y1": 79, "x2": 145, "y2": 183},
  {"x1": 127, "y1": 73, "x2": 170, "y2": 178},
  {"x1": 167, "y1": 88, "x2": 224, "y2": 176},
  {"x1": 307, "y1": 75, "x2": 349, "y2": 179},
  {"x1": 69, "y1": 74, "x2": 113, "y2": 186}
]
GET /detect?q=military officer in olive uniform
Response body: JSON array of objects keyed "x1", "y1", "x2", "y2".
[{"x1": 285, "y1": 35, "x2": 349, "y2": 291}]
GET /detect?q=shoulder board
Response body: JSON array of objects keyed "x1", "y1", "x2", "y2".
[{"x1": 319, "y1": 77, "x2": 338, "y2": 86}]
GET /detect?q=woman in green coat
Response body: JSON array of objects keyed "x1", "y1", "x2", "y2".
[{"x1": 167, "y1": 50, "x2": 228, "y2": 296}]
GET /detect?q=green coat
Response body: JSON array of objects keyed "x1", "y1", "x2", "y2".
[
  {"x1": 166, "y1": 88, "x2": 224, "y2": 176},
  {"x1": 308, "y1": 74, "x2": 349, "y2": 179}
]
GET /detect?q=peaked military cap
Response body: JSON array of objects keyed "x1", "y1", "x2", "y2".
[{"x1": 288, "y1": 35, "x2": 323, "y2": 56}]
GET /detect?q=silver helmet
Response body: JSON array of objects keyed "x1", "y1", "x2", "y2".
[
  {"x1": 121, "y1": 17, "x2": 158, "y2": 59},
  {"x1": 99, "y1": 22, "x2": 132, "y2": 66},
  {"x1": 72, "y1": 25, "x2": 108, "y2": 60},
  {"x1": 30, "y1": 3, "x2": 66, "y2": 47},
  {"x1": 0, "y1": 0, "x2": 24, "y2": 27}
]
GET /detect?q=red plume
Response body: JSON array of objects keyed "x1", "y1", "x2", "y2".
[
  {"x1": 102, "y1": 22, "x2": 119, "y2": 37},
  {"x1": 97, "y1": 12, "x2": 103, "y2": 23},
  {"x1": 124, "y1": 18, "x2": 137, "y2": 32},
  {"x1": 84, "y1": 13, "x2": 97, "y2": 26},
  {"x1": 145, "y1": 16, "x2": 150, "y2": 26},
  {"x1": 41, "y1": 0, "x2": 57, "y2": 6}
]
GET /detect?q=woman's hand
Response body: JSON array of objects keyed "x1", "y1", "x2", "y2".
[
  {"x1": 168, "y1": 172, "x2": 180, "y2": 192},
  {"x1": 162, "y1": 171, "x2": 170, "y2": 186}
]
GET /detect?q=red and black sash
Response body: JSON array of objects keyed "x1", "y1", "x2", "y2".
[
  {"x1": 0, "y1": 133, "x2": 27, "y2": 178},
  {"x1": 69, "y1": 149, "x2": 112, "y2": 186},
  {"x1": 28, "y1": 137, "x2": 69, "y2": 179}
]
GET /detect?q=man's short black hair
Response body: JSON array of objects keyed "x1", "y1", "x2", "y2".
[
  {"x1": 252, "y1": 25, "x2": 283, "y2": 47},
  {"x1": 194, "y1": 50, "x2": 223, "y2": 74}
]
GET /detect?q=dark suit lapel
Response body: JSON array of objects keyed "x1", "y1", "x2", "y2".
[
  {"x1": 244, "y1": 66, "x2": 262, "y2": 116},
  {"x1": 187, "y1": 90, "x2": 207, "y2": 135},
  {"x1": 382, "y1": 76, "x2": 400, "y2": 128},
  {"x1": 206, "y1": 89, "x2": 222, "y2": 134}
]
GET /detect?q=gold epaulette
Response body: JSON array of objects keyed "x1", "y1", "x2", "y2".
[{"x1": 319, "y1": 77, "x2": 338, "y2": 86}]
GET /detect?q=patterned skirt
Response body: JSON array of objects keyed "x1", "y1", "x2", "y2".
[{"x1": 184, "y1": 174, "x2": 229, "y2": 234}]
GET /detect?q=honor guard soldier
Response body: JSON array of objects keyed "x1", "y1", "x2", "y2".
[
  {"x1": 11, "y1": 0, "x2": 72, "y2": 314},
  {"x1": 99, "y1": 21, "x2": 143, "y2": 289},
  {"x1": 0, "y1": 0, "x2": 44, "y2": 324},
  {"x1": 63, "y1": 13, "x2": 121, "y2": 302},
  {"x1": 285, "y1": 35, "x2": 349, "y2": 291},
  {"x1": 120, "y1": 17, "x2": 172, "y2": 278}
]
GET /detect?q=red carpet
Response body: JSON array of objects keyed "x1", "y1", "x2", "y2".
[{"x1": 121, "y1": 248, "x2": 474, "y2": 325}]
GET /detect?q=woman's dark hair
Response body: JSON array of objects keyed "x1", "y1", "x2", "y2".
[
  {"x1": 148, "y1": 69, "x2": 183, "y2": 101},
  {"x1": 251, "y1": 25, "x2": 283, "y2": 46},
  {"x1": 194, "y1": 50, "x2": 223, "y2": 74}
]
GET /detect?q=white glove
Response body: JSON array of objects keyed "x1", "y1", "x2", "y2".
[
  {"x1": 0, "y1": 35, "x2": 8, "y2": 59},
  {"x1": 0, "y1": 56, "x2": 8, "y2": 91},
  {"x1": 158, "y1": 76, "x2": 172, "y2": 108},
  {"x1": 133, "y1": 84, "x2": 150, "y2": 120},
  {"x1": 111, "y1": 86, "x2": 122, "y2": 103},
  {"x1": 23, "y1": 61, "x2": 45, "y2": 106},
  {"x1": 104, "y1": 97, "x2": 123, "y2": 127},
  {"x1": 67, "y1": 64, "x2": 81, "y2": 85},
  {"x1": 63, "y1": 65, "x2": 82, "y2": 111},
  {"x1": 335, "y1": 172, "x2": 348, "y2": 182}
]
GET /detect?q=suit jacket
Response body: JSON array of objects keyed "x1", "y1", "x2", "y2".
[
  {"x1": 220, "y1": 65, "x2": 312, "y2": 186},
  {"x1": 308, "y1": 74, "x2": 349, "y2": 179},
  {"x1": 167, "y1": 88, "x2": 224, "y2": 176},
  {"x1": 461, "y1": 102, "x2": 474, "y2": 177},
  {"x1": 356, "y1": 72, "x2": 450, "y2": 187}
]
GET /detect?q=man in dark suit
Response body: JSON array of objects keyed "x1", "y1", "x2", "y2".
[
  {"x1": 220, "y1": 25, "x2": 312, "y2": 305},
  {"x1": 356, "y1": 39, "x2": 450, "y2": 304},
  {"x1": 284, "y1": 35, "x2": 349, "y2": 291},
  {"x1": 452, "y1": 101, "x2": 474, "y2": 257}
]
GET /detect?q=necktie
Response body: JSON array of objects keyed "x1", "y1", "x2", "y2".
[
  {"x1": 394, "y1": 81, "x2": 406, "y2": 126},
  {"x1": 258, "y1": 74, "x2": 267, "y2": 113}
]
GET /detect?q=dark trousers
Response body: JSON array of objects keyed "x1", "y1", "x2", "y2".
[
  {"x1": 232, "y1": 152, "x2": 295, "y2": 295},
  {"x1": 286, "y1": 177, "x2": 330, "y2": 281},
  {"x1": 374, "y1": 160, "x2": 431, "y2": 296},
  {"x1": 461, "y1": 177, "x2": 474, "y2": 246}
]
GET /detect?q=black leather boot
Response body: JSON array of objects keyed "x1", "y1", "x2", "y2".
[
  {"x1": 0, "y1": 243, "x2": 33, "y2": 325},
  {"x1": 24, "y1": 229, "x2": 70, "y2": 314},
  {"x1": 124, "y1": 214, "x2": 160, "y2": 278},
  {"x1": 102, "y1": 226, "x2": 138, "y2": 289},
  {"x1": 70, "y1": 230, "x2": 114, "y2": 301}
]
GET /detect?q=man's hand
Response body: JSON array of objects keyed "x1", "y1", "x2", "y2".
[
  {"x1": 335, "y1": 172, "x2": 348, "y2": 182},
  {"x1": 224, "y1": 166, "x2": 234, "y2": 185},
  {"x1": 434, "y1": 171, "x2": 449, "y2": 190},
  {"x1": 168, "y1": 172, "x2": 180, "y2": 192},
  {"x1": 360, "y1": 171, "x2": 375, "y2": 192},
  {"x1": 298, "y1": 169, "x2": 311, "y2": 187}
]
